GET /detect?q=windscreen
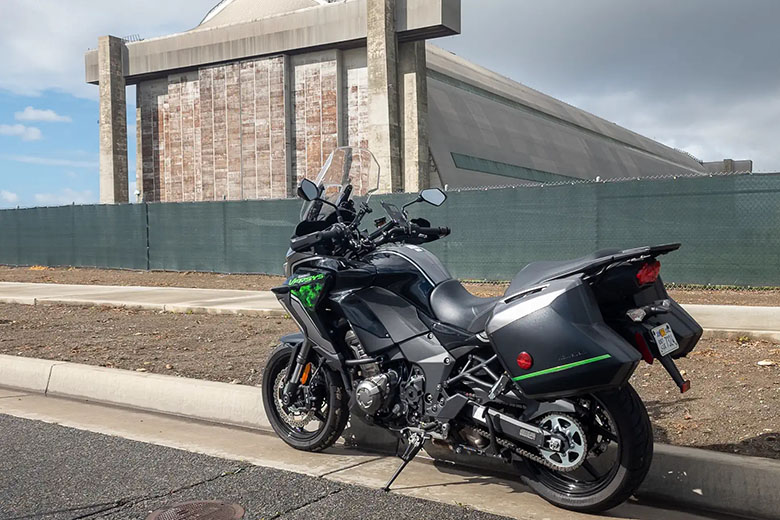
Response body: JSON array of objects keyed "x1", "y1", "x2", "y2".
[{"x1": 300, "y1": 147, "x2": 380, "y2": 221}]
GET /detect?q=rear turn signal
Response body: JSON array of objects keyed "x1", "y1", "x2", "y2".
[
  {"x1": 517, "y1": 352, "x2": 533, "y2": 370},
  {"x1": 636, "y1": 261, "x2": 661, "y2": 285}
]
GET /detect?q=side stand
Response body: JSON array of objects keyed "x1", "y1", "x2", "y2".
[{"x1": 382, "y1": 430, "x2": 428, "y2": 492}]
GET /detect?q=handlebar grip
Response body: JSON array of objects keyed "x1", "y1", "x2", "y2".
[
  {"x1": 289, "y1": 224, "x2": 346, "y2": 252},
  {"x1": 320, "y1": 225, "x2": 345, "y2": 241},
  {"x1": 290, "y1": 232, "x2": 322, "y2": 252},
  {"x1": 414, "y1": 226, "x2": 451, "y2": 237}
]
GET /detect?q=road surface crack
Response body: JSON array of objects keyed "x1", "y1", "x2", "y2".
[
  {"x1": 7, "y1": 465, "x2": 250, "y2": 520},
  {"x1": 267, "y1": 487, "x2": 343, "y2": 519}
]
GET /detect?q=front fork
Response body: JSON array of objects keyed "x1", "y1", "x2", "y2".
[{"x1": 282, "y1": 339, "x2": 313, "y2": 406}]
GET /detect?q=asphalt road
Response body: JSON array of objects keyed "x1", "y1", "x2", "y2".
[{"x1": 0, "y1": 414, "x2": 510, "y2": 520}]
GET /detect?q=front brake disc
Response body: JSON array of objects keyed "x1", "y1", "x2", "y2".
[{"x1": 274, "y1": 370, "x2": 314, "y2": 428}]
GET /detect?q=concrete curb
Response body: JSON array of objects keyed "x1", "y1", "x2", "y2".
[
  {"x1": 702, "y1": 328, "x2": 780, "y2": 342},
  {"x1": 46, "y1": 362, "x2": 271, "y2": 430},
  {"x1": 0, "y1": 356, "x2": 60, "y2": 394},
  {"x1": 1, "y1": 355, "x2": 777, "y2": 519}
]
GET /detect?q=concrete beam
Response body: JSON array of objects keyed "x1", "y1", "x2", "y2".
[
  {"x1": 98, "y1": 36, "x2": 129, "y2": 205},
  {"x1": 367, "y1": 0, "x2": 403, "y2": 192},
  {"x1": 85, "y1": 0, "x2": 460, "y2": 85},
  {"x1": 399, "y1": 41, "x2": 429, "y2": 192}
]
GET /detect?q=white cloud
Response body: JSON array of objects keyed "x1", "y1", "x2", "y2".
[
  {"x1": 0, "y1": 124, "x2": 43, "y2": 141},
  {"x1": 438, "y1": 0, "x2": 780, "y2": 171},
  {"x1": 15, "y1": 106, "x2": 72, "y2": 123},
  {"x1": 3, "y1": 155, "x2": 97, "y2": 169},
  {"x1": 565, "y1": 89, "x2": 780, "y2": 172},
  {"x1": 0, "y1": 0, "x2": 218, "y2": 99},
  {"x1": 34, "y1": 188, "x2": 96, "y2": 206},
  {"x1": 129, "y1": 180, "x2": 138, "y2": 203},
  {"x1": 0, "y1": 190, "x2": 19, "y2": 204}
]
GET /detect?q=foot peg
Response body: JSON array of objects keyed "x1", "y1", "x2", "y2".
[{"x1": 382, "y1": 429, "x2": 428, "y2": 492}]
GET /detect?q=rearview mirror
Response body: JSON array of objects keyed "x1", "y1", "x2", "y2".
[
  {"x1": 420, "y1": 188, "x2": 447, "y2": 207},
  {"x1": 298, "y1": 179, "x2": 321, "y2": 202}
]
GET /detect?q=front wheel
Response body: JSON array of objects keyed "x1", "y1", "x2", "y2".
[
  {"x1": 262, "y1": 343, "x2": 349, "y2": 452},
  {"x1": 519, "y1": 384, "x2": 653, "y2": 513}
]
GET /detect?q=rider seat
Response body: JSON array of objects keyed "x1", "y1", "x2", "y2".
[
  {"x1": 429, "y1": 279, "x2": 500, "y2": 333},
  {"x1": 430, "y1": 249, "x2": 623, "y2": 333}
]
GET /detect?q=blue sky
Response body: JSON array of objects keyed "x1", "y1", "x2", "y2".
[
  {"x1": 1, "y1": 0, "x2": 778, "y2": 209},
  {"x1": 0, "y1": 90, "x2": 110, "y2": 207},
  {"x1": 0, "y1": 0, "x2": 217, "y2": 209}
]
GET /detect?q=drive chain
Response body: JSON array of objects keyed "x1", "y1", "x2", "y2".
[{"x1": 473, "y1": 427, "x2": 582, "y2": 473}]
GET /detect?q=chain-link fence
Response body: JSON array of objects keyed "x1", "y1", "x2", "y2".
[{"x1": 1, "y1": 172, "x2": 779, "y2": 286}]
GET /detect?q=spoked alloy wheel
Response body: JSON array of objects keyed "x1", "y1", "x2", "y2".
[
  {"x1": 520, "y1": 384, "x2": 653, "y2": 513},
  {"x1": 262, "y1": 344, "x2": 349, "y2": 452}
]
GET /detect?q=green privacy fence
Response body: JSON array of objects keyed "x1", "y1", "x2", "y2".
[
  {"x1": 0, "y1": 204, "x2": 148, "y2": 270},
  {"x1": 411, "y1": 173, "x2": 780, "y2": 286},
  {"x1": 1, "y1": 173, "x2": 779, "y2": 286}
]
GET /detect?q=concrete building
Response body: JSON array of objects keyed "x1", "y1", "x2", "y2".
[{"x1": 86, "y1": 0, "x2": 749, "y2": 204}]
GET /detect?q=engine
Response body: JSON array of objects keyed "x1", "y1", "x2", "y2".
[
  {"x1": 355, "y1": 371, "x2": 398, "y2": 414},
  {"x1": 346, "y1": 329, "x2": 425, "y2": 422}
]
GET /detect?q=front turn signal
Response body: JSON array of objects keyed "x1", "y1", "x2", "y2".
[{"x1": 300, "y1": 362, "x2": 312, "y2": 384}]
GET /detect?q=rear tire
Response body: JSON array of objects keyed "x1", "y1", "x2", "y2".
[
  {"x1": 520, "y1": 384, "x2": 653, "y2": 513},
  {"x1": 262, "y1": 343, "x2": 349, "y2": 452}
]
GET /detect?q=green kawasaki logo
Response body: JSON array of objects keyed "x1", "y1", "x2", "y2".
[
  {"x1": 288, "y1": 273, "x2": 326, "y2": 309},
  {"x1": 512, "y1": 354, "x2": 612, "y2": 382},
  {"x1": 288, "y1": 273, "x2": 326, "y2": 286}
]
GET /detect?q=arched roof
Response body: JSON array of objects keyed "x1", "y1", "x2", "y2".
[{"x1": 198, "y1": 0, "x2": 338, "y2": 29}]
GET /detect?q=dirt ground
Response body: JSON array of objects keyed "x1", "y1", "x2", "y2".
[
  {"x1": 0, "y1": 302, "x2": 777, "y2": 460},
  {"x1": 2, "y1": 265, "x2": 779, "y2": 306},
  {"x1": 0, "y1": 266, "x2": 283, "y2": 292}
]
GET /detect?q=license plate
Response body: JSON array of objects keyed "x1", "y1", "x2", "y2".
[{"x1": 652, "y1": 323, "x2": 680, "y2": 357}]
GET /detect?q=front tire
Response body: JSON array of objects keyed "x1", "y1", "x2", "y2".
[
  {"x1": 520, "y1": 384, "x2": 653, "y2": 513},
  {"x1": 262, "y1": 343, "x2": 349, "y2": 452}
]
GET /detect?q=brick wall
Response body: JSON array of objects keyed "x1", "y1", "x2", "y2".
[
  {"x1": 137, "y1": 56, "x2": 290, "y2": 202},
  {"x1": 137, "y1": 51, "x2": 372, "y2": 202},
  {"x1": 291, "y1": 51, "x2": 340, "y2": 186}
]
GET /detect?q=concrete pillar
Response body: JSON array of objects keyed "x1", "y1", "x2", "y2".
[
  {"x1": 367, "y1": 0, "x2": 403, "y2": 193},
  {"x1": 399, "y1": 41, "x2": 430, "y2": 192},
  {"x1": 98, "y1": 35, "x2": 129, "y2": 204},
  {"x1": 282, "y1": 54, "x2": 296, "y2": 198},
  {"x1": 135, "y1": 87, "x2": 143, "y2": 203}
]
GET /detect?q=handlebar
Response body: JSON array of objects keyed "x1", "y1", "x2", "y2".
[
  {"x1": 290, "y1": 224, "x2": 348, "y2": 252},
  {"x1": 290, "y1": 220, "x2": 450, "y2": 255}
]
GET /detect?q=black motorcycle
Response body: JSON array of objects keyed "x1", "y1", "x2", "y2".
[{"x1": 263, "y1": 148, "x2": 702, "y2": 512}]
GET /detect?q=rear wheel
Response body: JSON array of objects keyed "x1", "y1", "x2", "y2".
[
  {"x1": 519, "y1": 384, "x2": 653, "y2": 513},
  {"x1": 262, "y1": 343, "x2": 349, "y2": 452}
]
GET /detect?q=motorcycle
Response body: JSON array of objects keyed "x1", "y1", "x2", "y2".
[{"x1": 263, "y1": 147, "x2": 702, "y2": 512}]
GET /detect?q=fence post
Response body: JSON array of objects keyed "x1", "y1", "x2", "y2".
[{"x1": 144, "y1": 202, "x2": 151, "y2": 271}]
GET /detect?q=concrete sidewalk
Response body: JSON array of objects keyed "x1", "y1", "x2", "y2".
[
  {"x1": 0, "y1": 281, "x2": 284, "y2": 316},
  {"x1": 1, "y1": 281, "x2": 779, "y2": 338}
]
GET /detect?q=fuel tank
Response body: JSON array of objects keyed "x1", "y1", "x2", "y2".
[
  {"x1": 486, "y1": 277, "x2": 641, "y2": 399},
  {"x1": 364, "y1": 245, "x2": 452, "y2": 316}
]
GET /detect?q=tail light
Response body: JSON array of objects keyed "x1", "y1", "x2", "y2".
[{"x1": 636, "y1": 261, "x2": 661, "y2": 285}]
